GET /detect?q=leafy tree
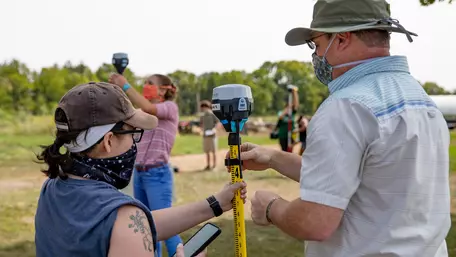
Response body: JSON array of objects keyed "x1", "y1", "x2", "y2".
[
  {"x1": 0, "y1": 60, "x2": 34, "y2": 112},
  {"x1": 0, "y1": 59, "x2": 447, "y2": 118},
  {"x1": 419, "y1": 0, "x2": 453, "y2": 6},
  {"x1": 168, "y1": 70, "x2": 200, "y2": 115},
  {"x1": 422, "y1": 81, "x2": 450, "y2": 95}
]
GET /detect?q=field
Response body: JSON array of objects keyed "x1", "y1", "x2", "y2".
[
  {"x1": 0, "y1": 115, "x2": 455, "y2": 257},
  {"x1": 0, "y1": 115, "x2": 276, "y2": 163}
]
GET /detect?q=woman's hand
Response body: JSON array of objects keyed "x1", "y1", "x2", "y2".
[
  {"x1": 214, "y1": 182, "x2": 248, "y2": 212},
  {"x1": 175, "y1": 243, "x2": 207, "y2": 257},
  {"x1": 109, "y1": 74, "x2": 128, "y2": 88}
]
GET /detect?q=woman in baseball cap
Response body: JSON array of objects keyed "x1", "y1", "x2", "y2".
[{"x1": 34, "y1": 82, "x2": 247, "y2": 257}]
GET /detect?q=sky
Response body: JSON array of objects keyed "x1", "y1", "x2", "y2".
[{"x1": 1, "y1": 0, "x2": 455, "y2": 91}]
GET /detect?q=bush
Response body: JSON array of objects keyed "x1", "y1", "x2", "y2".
[{"x1": 0, "y1": 110, "x2": 54, "y2": 135}]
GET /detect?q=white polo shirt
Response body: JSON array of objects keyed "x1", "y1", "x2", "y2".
[{"x1": 300, "y1": 56, "x2": 451, "y2": 257}]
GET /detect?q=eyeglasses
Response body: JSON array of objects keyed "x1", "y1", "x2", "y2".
[
  {"x1": 306, "y1": 41, "x2": 316, "y2": 50},
  {"x1": 112, "y1": 128, "x2": 144, "y2": 143},
  {"x1": 305, "y1": 33, "x2": 328, "y2": 50},
  {"x1": 110, "y1": 121, "x2": 144, "y2": 143},
  {"x1": 90, "y1": 122, "x2": 145, "y2": 150}
]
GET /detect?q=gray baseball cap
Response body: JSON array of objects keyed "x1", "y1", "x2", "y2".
[{"x1": 285, "y1": 0, "x2": 418, "y2": 46}]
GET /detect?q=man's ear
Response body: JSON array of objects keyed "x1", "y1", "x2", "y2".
[
  {"x1": 102, "y1": 132, "x2": 114, "y2": 153},
  {"x1": 336, "y1": 32, "x2": 351, "y2": 50}
]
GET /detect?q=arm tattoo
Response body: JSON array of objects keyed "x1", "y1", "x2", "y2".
[{"x1": 128, "y1": 210, "x2": 154, "y2": 252}]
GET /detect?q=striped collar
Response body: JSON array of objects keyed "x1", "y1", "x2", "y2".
[{"x1": 328, "y1": 55, "x2": 410, "y2": 94}]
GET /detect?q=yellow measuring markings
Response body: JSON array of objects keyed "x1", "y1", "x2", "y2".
[{"x1": 229, "y1": 144, "x2": 247, "y2": 257}]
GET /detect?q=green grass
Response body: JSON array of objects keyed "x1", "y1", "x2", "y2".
[
  {"x1": 0, "y1": 133, "x2": 274, "y2": 164},
  {"x1": 0, "y1": 167, "x2": 302, "y2": 257},
  {"x1": 450, "y1": 146, "x2": 456, "y2": 173},
  {"x1": 0, "y1": 116, "x2": 454, "y2": 257},
  {"x1": 0, "y1": 188, "x2": 40, "y2": 246},
  {"x1": 0, "y1": 134, "x2": 54, "y2": 164},
  {"x1": 180, "y1": 115, "x2": 279, "y2": 123},
  {"x1": 1, "y1": 167, "x2": 456, "y2": 257},
  {"x1": 172, "y1": 134, "x2": 274, "y2": 155},
  {"x1": 0, "y1": 113, "x2": 275, "y2": 163},
  {"x1": 0, "y1": 114, "x2": 55, "y2": 135},
  {"x1": 450, "y1": 130, "x2": 456, "y2": 173},
  {"x1": 0, "y1": 220, "x2": 305, "y2": 257}
]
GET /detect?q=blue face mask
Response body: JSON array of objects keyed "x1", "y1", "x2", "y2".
[{"x1": 312, "y1": 35, "x2": 372, "y2": 86}]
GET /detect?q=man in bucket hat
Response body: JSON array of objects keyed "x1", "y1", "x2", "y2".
[{"x1": 236, "y1": 0, "x2": 451, "y2": 256}]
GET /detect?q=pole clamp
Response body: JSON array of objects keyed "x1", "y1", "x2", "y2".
[{"x1": 224, "y1": 158, "x2": 243, "y2": 166}]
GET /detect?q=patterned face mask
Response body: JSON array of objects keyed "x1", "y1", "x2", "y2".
[
  {"x1": 69, "y1": 143, "x2": 137, "y2": 189},
  {"x1": 312, "y1": 34, "x2": 374, "y2": 86}
]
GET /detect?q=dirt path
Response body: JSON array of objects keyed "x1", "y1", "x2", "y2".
[{"x1": 169, "y1": 144, "x2": 281, "y2": 172}]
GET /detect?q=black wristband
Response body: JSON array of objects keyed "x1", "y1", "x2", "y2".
[{"x1": 206, "y1": 195, "x2": 223, "y2": 217}]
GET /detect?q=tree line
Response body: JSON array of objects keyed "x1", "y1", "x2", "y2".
[
  {"x1": 419, "y1": 0, "x2": 453, "y2": 6},
  {"x1": 0, "y1": 59, "x2": 454, "y2": 117}
]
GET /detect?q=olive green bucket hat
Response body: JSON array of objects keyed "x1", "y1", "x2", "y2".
[{"x1": 285, "y1": 0, "x2": 418, "y2": 46}]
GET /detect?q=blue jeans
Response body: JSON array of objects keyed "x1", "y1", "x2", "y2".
[{"x1": 133, "y1": 163, "x2": 182, "y2": 257}]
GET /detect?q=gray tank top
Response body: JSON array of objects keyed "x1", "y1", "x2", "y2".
[{"x1": 35, "y1": 177, "x2": 158, "y2": 257}]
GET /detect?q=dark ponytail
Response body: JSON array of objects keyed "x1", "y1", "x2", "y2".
[{"x1": 35, "y1": 108, "x2": 81, "y2": 179}]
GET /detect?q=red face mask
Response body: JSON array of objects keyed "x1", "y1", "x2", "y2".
[
  {"x1": 143, "y1": 84, "x2": 176, "y2": 102},
  {"x1": 143, "y1": 84, "x2": 159, "y2": 101}
]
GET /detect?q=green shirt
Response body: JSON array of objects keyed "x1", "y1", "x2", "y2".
[
  {"x1": 201, "y1": 110, "x2": 219, "y2": 132},
  {"x1": 277, "y1": 110, "x2": 297, "y2": 139}
]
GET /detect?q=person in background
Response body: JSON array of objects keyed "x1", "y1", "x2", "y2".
[
  {"x1": 297, "y1": 115, "x2": 309, "y2": 155},
  {"x1": 143, "y1": 84, "x2": 179, "y2": 174},
  {"x1": 109, "y1": 74, "x2": 182, "y2": 257},
  {"x1": 34, "y1": 81, "x2": 247, "y2": 257},
  {"x1": 199, "y1": 100, "x2": 219, "y2": 170},
  {"x1": 274, "y1": 85, "x2": 299, "y2": 152}
]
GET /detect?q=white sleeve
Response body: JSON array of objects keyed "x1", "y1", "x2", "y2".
[{"x1": 300, "y1": 98, "x2": 378, "y2": 210}]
